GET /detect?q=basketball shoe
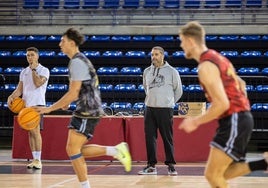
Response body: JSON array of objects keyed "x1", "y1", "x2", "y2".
[
  {"x1": 167, "y1": 164, "x2": 178, "y2": 176},
  {"x1": 115, "y1": 142, "x2": 132, "y2": 172},
  {"x1": 138, "y1": 165, "x2": 157, "y2": 175},
  {"x1": 27, "y1": 159, "x2": 42, "y2": 169}
]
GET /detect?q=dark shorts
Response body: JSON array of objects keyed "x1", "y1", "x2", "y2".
[
  {"x1": 68, "y1": 116, "x2": 100, "y2": 139},
  {"x1": 210, "y1": 111, "x2": 254, "y2": 162}
]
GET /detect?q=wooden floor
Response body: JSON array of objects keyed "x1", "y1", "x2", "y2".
[{"x1": 1, "y1": 150, "x2": 268, "y2": 188}]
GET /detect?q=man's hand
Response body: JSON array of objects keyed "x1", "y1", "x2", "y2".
[
  {"x1": 178, "y1": 117, "x2": 199, "y2": 133},
  {"x1": 33, "y1": 106, "x2": 52, "y2": 114}
]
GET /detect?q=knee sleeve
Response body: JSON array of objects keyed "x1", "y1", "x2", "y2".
[
  {"x1": 69, "y1": 153, "x2": 82, "y2": 160},
  {"x1": 248, "y1": 159, "x2": 267, "y2": 171}
]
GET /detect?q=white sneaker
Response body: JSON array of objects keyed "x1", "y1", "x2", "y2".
[
  {"x1": 138, "y1": 166, "x2": 157, "y2": 175},
  {"x1": 27, "y1": 159, "x2": 42, "y2": 169}
]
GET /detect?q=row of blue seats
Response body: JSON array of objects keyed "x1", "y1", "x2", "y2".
[
  {"x1": 1, "y1": 83, "x2": 268, "y2": 93},
  {"x1": 1, "y1": 35, "x2": 268, "y2": 41},
  {"x1": 2, "y1": 67, "x2": 268, "y2": 76},
  {"x1": 1, "y1": 50, "x2": 268, "y2": 58},
  {"x1": 1, "y1": 101, "x2": 267, "y2": 112},
  {"x1": 23, "y1": 0, "x2": 267, "y2": 9}
]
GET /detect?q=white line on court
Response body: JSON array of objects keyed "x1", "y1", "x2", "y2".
[{"x1": 47, "y1": 177, "x2": 77, "y2": 188}]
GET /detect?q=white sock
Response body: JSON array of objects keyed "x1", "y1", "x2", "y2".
[
  {"x1": 81, "y1": 180, "x2": 90, "y2": 188},
  {"x1": 35, "y1": 151, "x2": 41, "y2": 161},
  {"x1": 106, "y1": 146, "x2": 117, "y2": 156},
  {"x1": 32, "y1": 151, "x2": 37, "y2": 160}
]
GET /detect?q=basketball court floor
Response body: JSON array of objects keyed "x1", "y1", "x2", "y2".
[{"x1": 1, "y1": 149, "x2": 268, "y2": 188}]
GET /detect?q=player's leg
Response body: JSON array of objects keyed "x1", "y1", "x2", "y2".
[{"x1": 204, "y1": 147, "x2": 233, "y2": 188}]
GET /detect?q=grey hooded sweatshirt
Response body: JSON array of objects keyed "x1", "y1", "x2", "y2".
[{"x1": 143, "y1": 61, "x2": 183, "y2": 108}]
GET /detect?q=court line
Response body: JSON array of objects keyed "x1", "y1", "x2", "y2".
[{"x1": 47, "y1": 177, "x2": 77, "y2": 188}]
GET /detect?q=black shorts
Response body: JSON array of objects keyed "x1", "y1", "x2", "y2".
[
  {"x1": 210, "y1": 111, "x2": 254, "y2": 162},
  {"x1": 68, "y1": 116, "x2": 100, "y2": 139}
]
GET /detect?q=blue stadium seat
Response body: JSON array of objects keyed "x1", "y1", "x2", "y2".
[
  {"x1": 246, "y1": 0, "x2": 262, "y2": 8},
  {"x1": 0, "y1": 36, "x2": 4, "y2": 41},
  {"x1": 148, "y1": 51, "x2": 169, "y2": 57},
  {"x1": 5, "y1": 35, "x2": 26, "y2": 41},
  {"x1": 46, "y1": 102, "x2": 53, "y2": 107},
  {"x1": 103, "y1": 0, "x2": 120, "y2": 8},
  {"x1": 133, "y1": 102, "x2": 145, "y2": 111},
  {"x1": 90, "y1": 35, "x2": 110, "y2": 41},
  {"x1": 125, "y1": 51, "x2": 146, "y2": 58},
  {"x1": 255, "y1": 85, "x2": 268, "y2": 92},
  {"x1": 110, "y1": 102, "x2": 132, "y2": 110},
  {"x1": 97, "y1": 67, "x2": 118, "y2": 75},
  {"x1": 240, "y1": 51, "x2": 262, "y2": 57},
  {"x1": 190, "y1": 67, "x2": 198, "y2": 74},
  {"x1": 83, "y1": 51, "x2": 101, "y2": 57},
  {"x1": 12, "y1": 51, "x2": 26, "y2": 57},
  {"x1": 132, "y1": 35, "x2": 153, "y2": 41},
  {"x1": 261, "y1": 68, "x2": 268, "y2": 75},
  {"x1": 69, "y1": 102, "x2": 76, "y2": 110},
  {"x1": 204, "y1": 0, "x2": 221, "y2": 8},
  {"x1": 164, "y1": 0, "x2": 180, "y2": 8},
  {"x1": 237, "y1": 67, "x2": 259, "y2": 75},
  {"x1": 262, "y1": 35, "x2": 268, "y2": 40},
  {"x1": 26, "y1": 35, "x2": 47, "y2": 41},
  {"x1": 246, "y1": 85, "x2": 255, "y2": 92},
  {"x1": 39, "y1": 50, "x2": 56, "y2": 57},
  {"x1": 154, "y1": 35, "x2": 174, "y2": 41},
  {"x1": 182, "y1": 85, "x2": 188, "y2": 91},
  {"x1": 0, "y1": 67, "x2": 2, "y2": 73},
  {"x1": 240, "y1": 35, "x2": 261, "y2": 40},
  {"x1": 120, "y1": 67, "x2": 142, "y2": 75},
  {"x1": 225, "y1": 0, "x2": 241, "y2": 8},
  {"x1": 0, "y1": 102, "x2": 8, "y2": 109},
  {"x1": 63, "y1": 0, "x2": 80, "y2": 9},
  {"x1": 114, "y1": 84, "x2": 136, "y2": 92},
  {"x1": 57, "y1": 52, "x2": 67, "y2": 57},
  {"x1": 23, "y1": 0, "x2": 40, "y2": 9},
  {"x1": 184, "y1": 0, "x2": 201, "y2": 8},
  {"x1": 187, "y1": 84, "x2": 203, "y2": 92},
  {"x1": 220, "y1": 51, "x2": 239, "y2": 57},
  {"x1": 111, "y1": 35, "x2": 131, "y2": 41},
  {"x1": 251, "y1": 103, "x2": 268, "y2": 111},
  {"x1": 0, "y1": 51, "x2": 11, "y2": 57},
  {"x1": 4, "y1": 84, "x2": 17, "y2": 91},
  {"x1": 206, "y1": 35, "x2": 218, "y2": 41},
  {"x1": 47, "y1": 35, "x2": 61, "y2": 41},
  {"x1": 50, "y1": 67, "x2": 69, "y2": 74},
  {"x1": 175, "y1": 67, "x2": 190, "y2": 75},
  {"x1": 47, "y1": 84, "x2": 68, "y2": 91},
  {"x1": 219, "y1": 35, "x2": 239, "y2": 40},
  {"x1": 43, "y1": 0, "x2": 60, "y2": 9},
  {"x1": 123, "y1": 0, "x2": 140, "y2": 8},
  {"x1": 4, "y1": 67, "x2": 24, "y2": 74},
  {"x1": 143, "y1": 0, "x2": 160, "y2": 8},
  {"x1": 172, "y1": 51, "x2": 185, "y2": 58},
  {"x1": 264, "y1": 51, "x2": 268, "y2": 57},
  {"x1": 102, "y1": 51, "x2": 123, "y2": 57},
  {"x1": 82, "y1": 0, "x2": 100, "y2": 8},
  {"x1": 137, "y1": 84, "x2": 144, "y2": 92},
  {"x1": 99, "y1": 84, "x2": 113, "y2": 92}
]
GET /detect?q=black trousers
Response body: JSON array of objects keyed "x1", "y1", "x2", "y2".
[{"x1": 144, "y1": 106, "x2": 176, "y2": 166}]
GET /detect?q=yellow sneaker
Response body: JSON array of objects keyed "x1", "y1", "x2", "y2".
[{"x1": 114, "y1": 142, "x2": 132, "y2": 172}]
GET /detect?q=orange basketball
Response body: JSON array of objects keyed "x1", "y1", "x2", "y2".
[
  {"x1": 9, "y1": 97, "x2": 25, "y2": 113},
  {"x1": 17, "y1": 107, "x2": 40, "y2": 131}
]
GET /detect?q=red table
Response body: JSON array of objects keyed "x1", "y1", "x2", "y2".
[
  {"x1": 12, "y1": 116, "x2": 125, "y2": 160},
  {"x1": 125, "y1": 116, "x2": 218, "y2": 162}
]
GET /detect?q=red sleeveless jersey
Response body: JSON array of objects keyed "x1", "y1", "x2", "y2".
[{"x1": 199, "y1": 49, "x2": 250, "y2": 117}]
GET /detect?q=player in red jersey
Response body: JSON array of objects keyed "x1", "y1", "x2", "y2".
[{"x1": 178, "y1": 21, "x2": 268, "y2": 188}]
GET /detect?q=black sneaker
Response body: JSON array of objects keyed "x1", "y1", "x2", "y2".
[
  {"x1": 168, "y1": 164, "x2": 178, "y2": 176},
  {"x1": 138, "y1": 165, "x2": 157, "y2": 175}
]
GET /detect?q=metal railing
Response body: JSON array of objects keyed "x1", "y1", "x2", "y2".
[{"x1": 0, "y1": 1, "x2": 268, "y2": 26}]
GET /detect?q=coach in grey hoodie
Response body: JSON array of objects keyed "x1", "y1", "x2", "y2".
[{"x1": 138, "y1": 46, "x2": 183, "y2": 176}]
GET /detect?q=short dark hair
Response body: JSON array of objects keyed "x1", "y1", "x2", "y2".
[
  {"x1": 26, "y1": 47, "x2": 39, "y2": 53},
  {"x1": 63, "y1": 28, "x2": 85, "y2": 46}
]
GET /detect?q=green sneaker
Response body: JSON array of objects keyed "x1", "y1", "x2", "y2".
[{"x1": 115, "y1": 142, "x2": 132, "y2": 172}]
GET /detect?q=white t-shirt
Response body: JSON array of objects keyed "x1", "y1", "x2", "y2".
[{"x1": 19, "y1": 64, "x2": 50, "y2": 107}]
